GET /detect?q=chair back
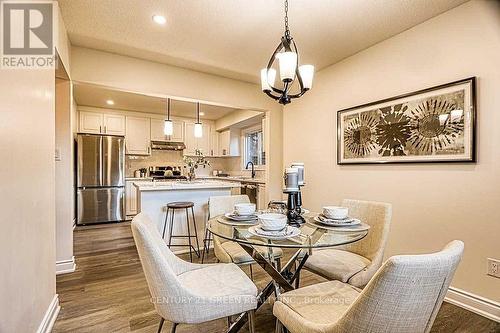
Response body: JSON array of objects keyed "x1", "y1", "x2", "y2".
[
  {"x1": 131, "y1": 213, "x2": 194, "y2": 322},
  {"x1": 339, "y1": 199, "x2": 392, "y2": 262},
  {"x1": 209, "y1": 195, "x2": 250, "y2": 261},
  {"x1": 336, "y1": 240, "x2": 464, "y2": 333},
  {"x1": 208, "y1": 194, "x2": 250, "y2": 218}
]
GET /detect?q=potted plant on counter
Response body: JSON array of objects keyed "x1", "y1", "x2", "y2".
[{"x1": 183, "y1": 149, "x2": 210, "y2": 181}]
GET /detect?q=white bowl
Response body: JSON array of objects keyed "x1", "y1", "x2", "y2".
[
  {"x1": 258, "y1": 213, "x2": 287, "y2": 231},
  {"x1": 323, "y1": 206, "x2": 348, "y2": 219},
  {"x1": 234, "y1": 203, "x2": 256, "y2": 216}
]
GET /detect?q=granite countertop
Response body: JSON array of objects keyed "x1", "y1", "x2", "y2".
[
  {"x1": 199, "y1": 176, "x2": 266, "y2": 184},
  {"x1": 133, "y1": 179, "x2": 241, "y2": 191},
  {"x1": 125, "y1": 177, "x2": 153, "y2": 180}
]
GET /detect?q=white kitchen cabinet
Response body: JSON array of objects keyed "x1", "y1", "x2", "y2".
[
  {"x1": 103, "y1": 114, "x2": 125, "y2": 135},
  {"x1": 125, "y1": 116, "x2": 151, "y2": 155},
  {"x1": 151, "y1": 119, "x2": 185, "y2": 142},
  {"x1": 218, "y1": 128, "x2": 240, "y2": 156},
  {"x1": 257, "y1": 184, "x2": 267, "y2": 210},
  {"x1": 79, "y1": 111, "x2": 125, "y2": 135},
  {"x1": 125, "y1": 180, "x2": 137, "y2": 216},
  {"x1": 79, "y1": 111, "x2": 103, "y2": 134},
  {"x1": 184, "y1": 122, "x2": 211, "y2": 156},
  {"x1": 210, "y1": 128, "x2": 219, "y2": 156}
]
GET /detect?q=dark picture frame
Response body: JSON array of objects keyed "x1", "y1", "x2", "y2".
[{"x1": 337, "y1": 77, "x2": 476, "y2": 165}]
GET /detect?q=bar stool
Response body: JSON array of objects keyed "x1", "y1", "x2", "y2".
[{"x1": 162, "y1": 201, "x2": 200, "y2": 262}]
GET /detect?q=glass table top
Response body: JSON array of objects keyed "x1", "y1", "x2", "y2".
[{"x1": 207, "y1": 213, "x2": 369, "y2": 249}]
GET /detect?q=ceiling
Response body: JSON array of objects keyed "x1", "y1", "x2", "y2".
[
  {"x1": 58, "y1": 0, "x2": 468, "y2": 83},
  {"x1": 73, "y1": 83, "x2": 241, "y2": 120}
]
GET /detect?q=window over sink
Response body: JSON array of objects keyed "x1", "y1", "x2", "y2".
[{"x1": 243, "y1": 125, "x2": 265, "y2": 168}]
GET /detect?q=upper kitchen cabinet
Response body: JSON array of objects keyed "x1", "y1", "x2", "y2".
[
  {"x1": 79, "y1": 111, "x2": 102, "y2": 134},
  {"x1": 218, "y1": 128, "x2": 240, "y2": 156},
  {"x1": 103, "y1": 114, "x2": 126, "y2": 135},
  {"x1": 79, "y1": 111, "x2": 125, "y2": 135},
  {"x1": 125, "y1": 116, "x2": 151, "y2": 155},
  {"x1": 151, "y1": 118, "x2": 184, "y2": 142},
  {"x1": 184, "y1": 122, "x2": 211, "y2": 156}
]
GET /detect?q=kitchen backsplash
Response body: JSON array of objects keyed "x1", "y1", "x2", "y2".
[{"x1": 126, "y1": 150, "x2": 265, "y2": 179}]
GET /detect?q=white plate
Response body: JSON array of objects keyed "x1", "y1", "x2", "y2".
[
  {"x1": 224, "y1": 213, "x2": 258, "y2": 221},
  {"x1": 248, "y1": 225, "x2": 301, "y2": 240},
  {"x1": 314, "y1": 216, "x2": 361, "y2": 226}
]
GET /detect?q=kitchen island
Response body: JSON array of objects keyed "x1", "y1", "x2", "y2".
[{"x1": 134, "y1": 180, "x2": 241, "y2": 254}]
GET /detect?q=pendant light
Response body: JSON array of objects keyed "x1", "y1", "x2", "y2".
[
  {"x1": 194, "y1": 102, "x2": 203, "y2": 138},
  {"x1": 260, "y1": 0, "x2": 314, "y2": 104},
  {"x1": 164, "y1": 98, "x2": 173, "y2": 136}
]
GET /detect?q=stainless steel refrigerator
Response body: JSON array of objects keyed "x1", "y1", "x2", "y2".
[{"x1": 77, "y1": 134, "x2": 125, "y2": 225}]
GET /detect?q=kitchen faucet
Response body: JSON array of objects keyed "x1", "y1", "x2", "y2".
[{"x1": 245, "y1": 161, "x2": 256, "y2": 179}]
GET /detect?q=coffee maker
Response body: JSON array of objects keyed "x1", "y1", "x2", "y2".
[{"x1": 283, "y1": 163, "x2": 305, "y2": 226}]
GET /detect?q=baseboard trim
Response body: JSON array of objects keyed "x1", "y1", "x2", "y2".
[
  {"x1": 56, "y1": 256, "x2": 76, "y2": 275},
  {"x1": 445, "y1": 287, "x2": 500, "y2": 323},
  {"x1": 36, "y1": 294, "x2": 60, "y2": 333}
]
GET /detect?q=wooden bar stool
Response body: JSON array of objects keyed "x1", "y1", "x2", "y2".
[{"x1": 162, "y1": 201, "x2": 200, "y2": 262}]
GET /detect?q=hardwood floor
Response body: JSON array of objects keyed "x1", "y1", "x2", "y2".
[{"x1": 54, "y1": 222, "x2": 499, "y2": 333}]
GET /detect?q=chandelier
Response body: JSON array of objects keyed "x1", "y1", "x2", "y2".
[{"x1": 260, "y1": 0, "x2": 314, "y2": 105}]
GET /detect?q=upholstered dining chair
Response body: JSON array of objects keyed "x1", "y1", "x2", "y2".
[
  {"x1": 302, "y1": 199, "x2": 392, "y2": 288},
  {"x1": 207, "y1": 195, "x2": 283, "y2": 277},
  {"x1": 274, "y1": 240, "x2": 464, "y2": 333},
  {"x1": 131, "y1": 213, "x2": 257, "y2": 333}
]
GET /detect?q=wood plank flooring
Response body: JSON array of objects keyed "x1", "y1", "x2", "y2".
[{"x1": 53, "y1": 222, "x2": 500, "y2": 333}]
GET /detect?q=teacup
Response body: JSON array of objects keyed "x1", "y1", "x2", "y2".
[
  {"x1": 258, "y1": 213, "x2": 287, "y2": 231},
  {"x1": 234, "y1": 203, "x2": 256, "y2": 216},
  {"x1": 322, "y1": 206, "x2": 348, "y2": 220}
]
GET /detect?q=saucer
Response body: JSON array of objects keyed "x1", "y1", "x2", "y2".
[{"x1": 248, "y1": 225, "x2": 301, "y2": 240}]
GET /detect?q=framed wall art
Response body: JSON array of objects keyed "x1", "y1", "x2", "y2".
[{"x1": 337, "y1": 77, "x2": 476, "y2": 164}]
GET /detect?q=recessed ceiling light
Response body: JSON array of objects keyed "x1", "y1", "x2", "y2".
[
  {"x1": 199, "y1": 112, "x2": 205, "y2": 116},
  {"x1": 106, "y1": 100, "x2": 115, "y2": 105},
  {"x1": 152, "y1": 15, "x2": 166, "y2": 25}
]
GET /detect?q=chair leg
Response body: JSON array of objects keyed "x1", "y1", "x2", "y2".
[
  {"x1": 162, "y1": 208, "x2": 169, "y2": 239},
  {"x1": 190, "y1": 206, "x2": 201, "y2": 257},
  {"x1": 248, "y1": 310, "x2": 255, "y2": 333},
  {"x1": 185, "y1": 208, "x2": 193, "y2": 262},
  {"x1": 249, "y1": 264, "x2": 254, "y2": 280},
  {"x1": 170, "y1": 322, "x2": 178, "y2": 333},
  {"x1": 295, "y1": 270, "x2": 300, "y2": 289},
  {"x1": 168, "y1": 209, "x2": 175, "y2": 246},
  {"x1": 276, "y1": 258, "x2": 281, "y2": 271},
  {"x1": 157, "y1": 318, "x2": 165, "y2": 333},
  {"x1": 201, "y1": 227, "x2": 211, "y2": 263}
]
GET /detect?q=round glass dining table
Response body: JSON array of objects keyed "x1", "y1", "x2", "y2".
[{"x1": 206, "y1": 212, "x2": 369, "y2": 333}]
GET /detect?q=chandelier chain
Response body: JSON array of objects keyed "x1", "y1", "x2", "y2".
[{"x1": 284, "y1": 0, "x2": 290, "y2": 38}]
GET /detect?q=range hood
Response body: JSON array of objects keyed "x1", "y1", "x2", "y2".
[{"x1": 151, "y1": 141, "x2": 186, "y2": 151}]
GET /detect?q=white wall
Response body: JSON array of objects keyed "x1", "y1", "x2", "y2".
[
  {"x1": 0, "y1": 69, "x2": 56, "y2": 332},
  {"x1": 284, "y1": 0, "x2": 500, "y2": 303},
  {"x1": 70, "y1": 47, "x2": 283, "y2": 202}
]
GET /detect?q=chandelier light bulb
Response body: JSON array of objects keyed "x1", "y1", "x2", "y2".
[
  {"x1": 260, "y1": 68, "x2": 277, "y2": 91},
  {"x1": 260, "y1": 69, "x2": 271, "y2": 91},
  {"x1": 164, "y1": 119, "x2": 173, "y2": 136},
  {"x1": 299, "y1": 65, "x2": 314, "y2": 89},
  {"x1": 194, "y1": 123, "x2": 203, "y2": 138},
  {"x1": 277, "y1": 52, "x2": 297, "y2": 82}
]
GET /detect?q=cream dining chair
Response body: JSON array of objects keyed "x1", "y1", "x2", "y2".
[
  {"x1": 302, "y1": 199, "x2": 392, "y2": 288},
  {"x1": 208, "y1": 195, "x2": 283, "y2": 276},
  {"x1": 131, "y1": 213, "x2": 258, "y2": 333},
  {"x1": 274, "y1": 240, "x2": 464, "y2": 333}
]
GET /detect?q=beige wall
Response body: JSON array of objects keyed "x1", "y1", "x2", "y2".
[
  {"x1": 214, "y1": 109, "x2": 263, "y2": 131},
  {"x1": 55, "y1": 79, "x2": 74, "y2": 268},
  {"x1": 0, "y1": 69, "x2": 56, "y2": 331},
  {"x1": 70, "y1": 47, "x2": 283, "y2": 201},
  {"x1": 284, "y1": 0, "x2": 500, "y2": 302}
]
